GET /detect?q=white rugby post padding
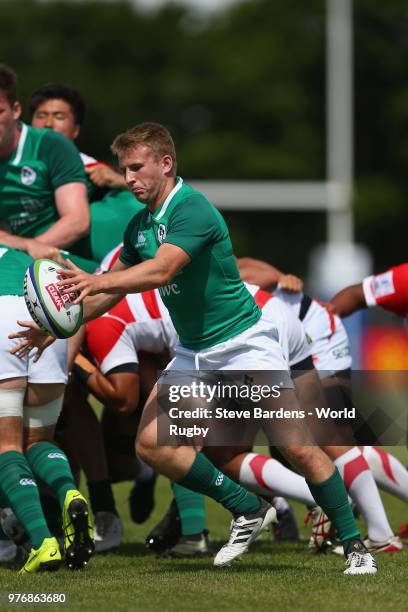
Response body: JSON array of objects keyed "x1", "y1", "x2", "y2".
[{"x1": 189, "y1": 0, "x2": 371, "y2": 296}]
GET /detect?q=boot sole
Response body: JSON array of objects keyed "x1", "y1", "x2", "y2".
[{"x1": 64, "y1": 499, "x2": 94, "y2": 570}]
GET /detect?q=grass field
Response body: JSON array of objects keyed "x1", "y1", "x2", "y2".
[{"x1": 0, "y1": 447, "x2": 407, "y2": 611}]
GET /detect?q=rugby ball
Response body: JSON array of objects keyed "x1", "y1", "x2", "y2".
[{"x1": 23, "y1": 258, "x2": 83, "y2": 339}]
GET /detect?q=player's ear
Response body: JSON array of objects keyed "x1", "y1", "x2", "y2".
[
  {"x1": 12, "y1": 101, "x2": 22, "y2": 121},
  {"x1": 161, "y1": 154, "x2": 173, "y2": 176}
]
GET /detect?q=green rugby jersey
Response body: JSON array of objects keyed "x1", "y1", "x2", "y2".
[
  {"x1": 120, "y1": 178, "x2": 261, "y2": 350},
  {"x1": 0, "y1": 123, "x2": 86, "y2": 237},
  {"x1": 0, "y1": 244, "x2": 33, "y2": 296}
]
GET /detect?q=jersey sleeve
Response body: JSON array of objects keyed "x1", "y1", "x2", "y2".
[
  {"x1": 362, "y1": 264, "x2": 408, "y2": 316},
  {"x1": 119, "y1": 215, "x2": 142, "y2": 266},
  {"x1": 164, "y1": 195, "x2": 222, "y2": 259},
  {"x1": 85, "y1": 316, "x2": 139, "y2": 375},
  {"x1": 38, "y1": 130, "x2": 87, "y2": 190},
  {"x1": 362, "y1": 270, "x2": 396, "y2": 307}
]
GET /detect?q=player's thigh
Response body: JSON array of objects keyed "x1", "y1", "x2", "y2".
[
  {"x1": 136, "y1": 385, "x2": 159, "y2": 450},
  {"x1": 0, "y1": 379, "x2": 26, "y2": 453},
  {"x1": 23, "y1": 383, "x2": 65, "y2": 450}
]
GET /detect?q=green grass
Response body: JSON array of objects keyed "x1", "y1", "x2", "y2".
[{"x1": 1, "y1": 447, "x2": 407, "y2": 611}]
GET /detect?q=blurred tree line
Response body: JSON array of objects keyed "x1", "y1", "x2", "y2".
[{"x1": 0, "y1": 0, "x2": 407, "y2": 278}]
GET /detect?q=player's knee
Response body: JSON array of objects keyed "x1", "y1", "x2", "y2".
[
  {"x1": 283, "y1": 445, "x2": 316, "y2": 468},
  {"x1": 135, "y1": 433, "x2": 156, "y2": 466},
  {"x1": 23, "y1": 395, "x2": 64, "y2": 434}
]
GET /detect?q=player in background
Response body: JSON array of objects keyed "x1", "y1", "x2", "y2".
[
  {"x1": 29, "y1": 83, "x2": 144, "y2": 263},
  {"x1": 0, "y1": 245, "x2": 94, "y2": 572},
  {"x1": 330, "y1": 263, "x2": 408, "y2": 539},
  {"x1": 236, "y1": 257, "x2": 402, "y2": 554},
  {"x1": 0, "y1": 65, "x2": 95, "y2": 272},
  {"x1": 12, "y1": 123, "x2": 377, "y2": 573}
]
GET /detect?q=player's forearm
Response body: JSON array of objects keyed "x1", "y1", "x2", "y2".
[
  {"x1": 36, "y1": 214, "x2": 90, "y2": 248},
  {"x1": 82, "y1": 292, "x2": 124, "y2": 323},
  {"x1": 329, "y1": 284, "x2": 366, "y2": 317},
  {"x1": 0, "y1": 231, "x2": 29, "y2": 251},
  {"x1": 237, "y1": 257, "x2": 282, "y2": 289},
  {"x1": 98, "y1": 259, "x2": 173, "y2": 294}
]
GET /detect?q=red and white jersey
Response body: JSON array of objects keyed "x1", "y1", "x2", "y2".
[
  {"x1": 244, "y1": 283, "x2": 311, "y2": 367},
  {"x1": 253, "y1": 286, "x2": 352, "y2": 374},
  {"x1": 80, "y1": 152, "x2": 97, "y2": 166},
  {"x1": 96, "y1": 243, "x2": 123, "y2": 275},
  {"x1": 363, "y1": 264, "x2": 408, "y2": 317},
  {"x1": 85, "y1": 291, "x2": 178, "y2": 375}
]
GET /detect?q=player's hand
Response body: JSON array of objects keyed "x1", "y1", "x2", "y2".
[
  {"x1": 8, "y1": 320, "x2": 55, "y2": 362},
  {"x1": 57, "y1": 259, "x2": 104, "y2": 303},
  {"x1": 85, "y1": 164, "x2": 126, "y2": 189},
  {"x1": 278, "y1": 274, "x2": 304, "y2": 292},
  {"x1": 26, "y1": 239, "x2": 62, "y2": 263}
]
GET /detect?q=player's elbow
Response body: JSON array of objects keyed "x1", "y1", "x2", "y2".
[
  {"x1": 74, "y1": 214, "x2": 90, "y2": 239},
  {"x1": 116, "y1": 399, "x2": 138, "y2": 416}
]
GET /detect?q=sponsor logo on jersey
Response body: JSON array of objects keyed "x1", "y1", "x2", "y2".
[
  {"x1": 159, "y1": 283, "x2": 180, "y2": 297},
  {"x1": 157, "y1": 224, "x2": 167, "y2": 243},
  {"x1": 215, "y1": 473, "x2": 224, "y2": 486},
  {"x1": 45, "y1": 283, "x2": 76, "y2": 311},
  {"x1": 47, "y1": 452, "x2": 68, "y2": 461},
  {"x1": 137, "y1": 231, "x2": 147, "y2": 247},
  {"x1": 21, "y1": 166, "x2": 37, "y2": 186},
  {"x1": 372, "y1": 271, "x2": 395, "y2": 299},
  {"x1": 332, "y1": 346, "x2": 351, "y2": 359},
  {"x1": 19, "y1": 478, "x2": 37, "y2": 487}
]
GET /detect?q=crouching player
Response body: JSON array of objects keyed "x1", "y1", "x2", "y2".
[
  {"x1": 0, "y1": 245, "x2": 94, "y2": 572},
  {"x1": 330, "y1": 262, "x2": 408, "y2": 538}
]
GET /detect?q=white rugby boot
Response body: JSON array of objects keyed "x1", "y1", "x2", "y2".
[
  {"x1": 93, "y1": 512, "x2": 123, "y2": 553},
  {"x1": 344, "y1": 539, "x2": 377, "y2": 575},
  {"x1": 214, "y1": 499, "x2": 277, "y2": 567}
]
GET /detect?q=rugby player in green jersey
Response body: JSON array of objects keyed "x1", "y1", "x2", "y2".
[
  {"x1": 12, "y1": 122, "x2": 376, "y2": 573},
  {"x1": 0, "y1": 65, "x2": 96, "y2": 272},
  {"x1": 0, "y1": 245, "x2": 94, "y2": 572}
]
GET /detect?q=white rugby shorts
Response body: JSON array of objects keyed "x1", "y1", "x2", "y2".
[
  {"x1": 0, "y1": 296, "x2": 68, "y2": 384},
  {"x1": 161, "y1": 319, "x2": 293, "y2": 388}
]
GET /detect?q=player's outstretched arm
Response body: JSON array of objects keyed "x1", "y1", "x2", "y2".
[
  {"x1": 58, "y1": 244, "x2": 190, "y2": 303},
  {"x1": 237, "y1": 256, "x2": 303, "y2": 292},
  {"x1": 329, "y1": 282, "x2": 366, "y2": 317}
]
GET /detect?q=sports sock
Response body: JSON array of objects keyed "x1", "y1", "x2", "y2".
[
  {"x1": 335, "y1": 447, "x2": 393, "y2": 542},
  {"x1": 363, "y1": 446, "x2": 408, "y2": 502},
  {"x1": 239, "y1": 453, "x2": 316, "y2": 506},
  {"x1": 307, "y1": 467, "x2": 360, "y2": 552},
  {"x1": 137, "y1": 459, "x2": 155, "y2": 482},
  {"x1": 177, "y1": 453, "x2": 261, "y2": 515},
  {"x1": 171, "y1": 482, "x2": 206, "y2": 536},
  {"x1": 87, "y1": 480, "x2": 117, "y2": 515},
  {"x1": 0, "y1": 451, "x2": 51, "y2": 549},
  {"x1": 25, "y1": 442, "x2": 76, "y2": 509}
]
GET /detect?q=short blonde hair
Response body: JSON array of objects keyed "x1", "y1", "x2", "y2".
[{"x1": 111, "y1": 122, "x2": 177, "y2": 177}]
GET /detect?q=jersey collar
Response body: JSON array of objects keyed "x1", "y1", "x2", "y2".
[
  {"x1": 154, "y1": 177, "x2": 183, "y2": 221},
  {"x1": 11, "y1": 122, "x2": 28, "y2": 166}
]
